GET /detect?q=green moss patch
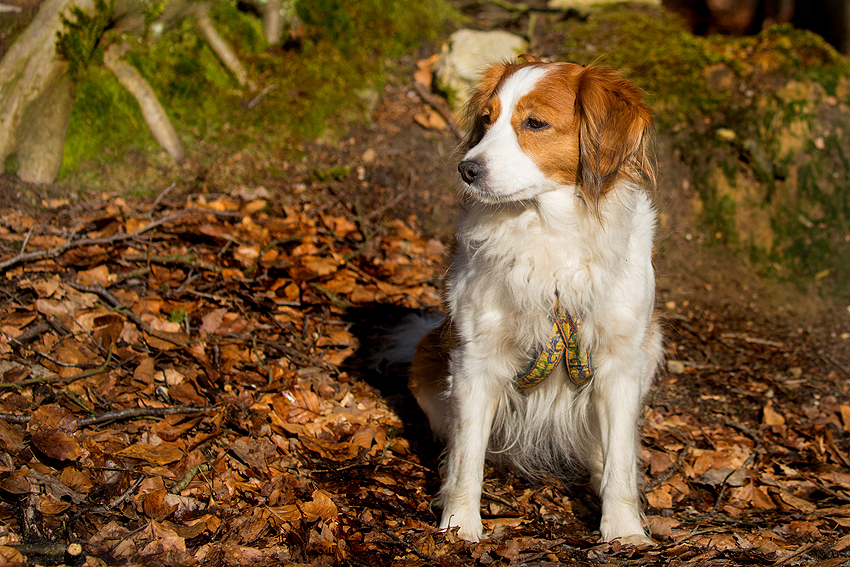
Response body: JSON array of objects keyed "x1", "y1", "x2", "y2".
[{"x1": 60, "y1": 0, "x2": 452, "y2": 179}]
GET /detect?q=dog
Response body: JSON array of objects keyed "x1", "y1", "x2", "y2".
[{"x1": 402, "y1": 56, "x2": 663, "y2": 544}]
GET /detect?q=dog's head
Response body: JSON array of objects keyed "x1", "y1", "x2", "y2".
[{"x1": 458, "y1": 56, "x2": 654, "y2": 206}]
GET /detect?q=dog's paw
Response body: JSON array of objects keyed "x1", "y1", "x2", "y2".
[
  {"x1": 440, "y1": 509, "x2": 484, "y2": 542},
  {"x1": 611, "y1": 534, "x2": 655, "y2": 547}
]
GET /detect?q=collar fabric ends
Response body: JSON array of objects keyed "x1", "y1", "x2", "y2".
[{"x1": 515, "y1": 305, "x2": 593, "y2": 390}]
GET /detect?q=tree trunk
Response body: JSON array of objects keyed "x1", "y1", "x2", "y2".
[
  {"x1": 0, "y1": 0, "x2": 94, "y2": 183},
  {"x1": 16, "y1": 74, "x2": 75, "y2": 184}
]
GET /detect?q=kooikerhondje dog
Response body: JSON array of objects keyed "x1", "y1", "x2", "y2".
[{"x1": 397, "y1": 56, "x2": 662, "y2": 544}]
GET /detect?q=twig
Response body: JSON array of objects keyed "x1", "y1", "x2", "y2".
[
  {"x1": 0, "y1": 209, "x2": 185, "y2": 271},
  {"x1": 78, "y1": 405, "x2": 214, "y2": 427},
  {"x1": 66, "y1": 282, "x2": 189, "y2": 348},
  {"x1": 11, "y1": 321, "x2": 51, "y2": 344},
  {"x1": 245, "y1": 83, "x2": 276, "y2": 109},
  {"x1": 774, "y1": 543, "x2": 816, "y2": 566},
  {"x1": 824, "y1": 354, "x2": 850, "y2": 377},
  {"x1": 149, "y1": 183, "x2": 176, "y2": 218},
  {"x1": 169, "y1": 463, "x2": 211, "y2": 494},
  {"x1": 18, "y1": 223, "x2": 36, "y2": 256},
  {"x1": 711, "y1": 418, "x2": 762, "y2": 512},
  {"x1": 0, "y1": 328, "x2": 98, "y2": 369},
  {"x1": 361, "y1": 170, "x2": 416, "y2": 221},
  {"x1": 0, "y1": 345, "x2": 113, "y2": 390},
  {"x1": 720, "y1": 333, "x2": 784, "y2": 348},
  {"x1": 310, "y1": 282, "x2": 353, "y2": 311},
  {"x1": 9, "y1": 543, "x2": 68, "y2": 558},
  {"x1": 353, "y1": 515, "x2": 440, "y2": 563},
  {"x1": 0, "y1": 414, "x2": 29, "y2": 424},
  {"x1": 88, "y1": 476, "x2": 145, "y2": 514}
]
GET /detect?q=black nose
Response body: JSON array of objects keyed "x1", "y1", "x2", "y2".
[{"x1": 458, "y1": 160, "x2": 483, "y2": 184}]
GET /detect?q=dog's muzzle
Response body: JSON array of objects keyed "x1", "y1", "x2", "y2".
[{"x1": 458, "y1": 160, "x2": 484, "y2": 185}]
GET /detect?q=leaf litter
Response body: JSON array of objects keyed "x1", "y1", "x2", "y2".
[{"x1": 0, "y1": 79, "x2": 849, "y2": 567}]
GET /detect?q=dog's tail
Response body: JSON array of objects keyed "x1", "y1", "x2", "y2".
[{"x1": 376, "y1": 310, "x2": 445, "y2": 368}]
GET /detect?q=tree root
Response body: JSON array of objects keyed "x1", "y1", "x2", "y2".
[
  {"x1": 195, "y1": 2, "x2": 254, "y2": 90},
  {"x1": 102, "y1": 42, "x2": 185, "y2": 163}
]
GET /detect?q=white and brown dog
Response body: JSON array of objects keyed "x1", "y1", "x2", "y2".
[{"x1": 399, "y1": 56, "x2": 662, "y2": 544}]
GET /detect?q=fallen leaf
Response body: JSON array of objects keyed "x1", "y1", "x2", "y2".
[
  {"x1": 301, "y1": 489, "x2": 338, "y2": 522},
  {"x1": 117, "y1": 443, "x2": 184, "y2": 465}
]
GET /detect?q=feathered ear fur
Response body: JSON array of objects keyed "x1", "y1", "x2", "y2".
[{"x1": 574, "y1": 66, "x2": 655, "y2": 203}]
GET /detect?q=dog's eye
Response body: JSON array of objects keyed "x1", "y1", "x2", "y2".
[
  {"x1": 524, "y1": 117, "x2": 549, "y2": 131},
  {"x1": 481, "y1": 113, "x2": 492, "y2": 126}
]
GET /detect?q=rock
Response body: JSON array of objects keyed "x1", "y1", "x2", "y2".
[{"x1": 434, "y1": 29, "x2": 527, "y2": 111}]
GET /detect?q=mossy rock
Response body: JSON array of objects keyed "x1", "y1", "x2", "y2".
[{"x1": 555, "y1": 4, "x2": 850, "y2": 295}]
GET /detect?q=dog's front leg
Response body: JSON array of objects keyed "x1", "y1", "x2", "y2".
[
  {"x1": 437, "y1": 360, "x2": 500, "y2": 542},
  {"x1": 592, "y1": 359, "x2": 650, "y2": 544}
]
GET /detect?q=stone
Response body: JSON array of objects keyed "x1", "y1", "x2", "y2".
[{"x1": 434, "y1": 29, "x2": 528, "y2": 111}]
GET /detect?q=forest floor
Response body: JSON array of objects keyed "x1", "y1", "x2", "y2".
[{"x1": 1, "y1": 15, "x2": 850, "y2": 567}]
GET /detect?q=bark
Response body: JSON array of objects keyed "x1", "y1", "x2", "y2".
[
  {"x1": 102, "y1": 42, "x2": 185, "y2": 163},
  {"x1": 16, "y1": 74, "x2": 75, "y2": 183},
  {"x1": 263, "y1": 0, "x2": 283, "y2": 45}
]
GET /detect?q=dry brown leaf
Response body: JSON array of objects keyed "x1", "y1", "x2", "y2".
[
  {"x1": 0, "y1": 421, "x2": 25, "y2": 453},
  {"x1": 301, "y1": 489, "x2": 338, "y2": 523},
  {"x1": 139, "y1": 521, "x2": 186, "y2": 557},
  {"x1": 78, "y1": 265, "x2": 112, "y2": 287},
  {"x1": 32, "y1": 429, "x2": 84, "y2": 461},
  {"x1": 840, "y1": 405, "x2": 850, "y2": 433},
  {"x1": 646, "y1": 515, "x2": 681, "y2": 538},
  {"x1": 60, "y1": 467, "x2": 94, "y2": 494},
  {"x1": 134, "y1": 357, "x2": 155, "y2": 384},
  {"x1": 274, "y1": 387, "x2": 322, "y2": 424},
  {"x1": 414, "y1": 54, "x2": 438, "y2": 88},
  {"x1": 144, "y1": 488, "x2": 179, "y2": 521},
  {"x1": 0, "y1": 546, "x2": 26, "y2": 567},
  {"x1": 117, "y1": 443, "x2": 184, "y2": 465},
  {"x1": 778, "y1": 489, "x2": 816, "y2": 513},
  {"x1": 39, "y1": 492, "x2": 72, "y2": 515},
  {"x1": 414, "y1": 110, "x2": 447, "y2": 131},
  {"x1": 200, "y1": 308, "x2": 228, "y2": 335},
  {"x1": 763, "y1": 402, "x2": 786, "y2": 426},
  {"x1": 646, "y1": 485, "x2": 673, "y2": 508},
  {"x1": 302, "y1": 255, "x2": 339, "y2": 277},
  {"x1": 233, "y1": 244, "x2": 261, "y2": 267}
]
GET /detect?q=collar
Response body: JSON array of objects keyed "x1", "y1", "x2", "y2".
[{"x1": 515, "y1": 304, "x2": 593, "y2": 391}]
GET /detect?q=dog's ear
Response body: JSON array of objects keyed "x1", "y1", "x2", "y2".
[{"x1": 574, "y1": 66, "x2": 654, "y2": 203}]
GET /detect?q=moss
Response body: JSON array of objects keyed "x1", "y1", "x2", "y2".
[
  {"x1": 55, "y1": 0, "x2": 114, "y2": 82},
  {"x1": 60, "y1": 0, "x2": 453, "y2": 179},
  {"x1": 62, "y1": 64, "x2": 153, "y2": 174}
]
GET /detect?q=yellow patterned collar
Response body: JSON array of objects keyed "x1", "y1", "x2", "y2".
[{"x1": 515, "y1": 304, "x2": 593, "y2": 391}]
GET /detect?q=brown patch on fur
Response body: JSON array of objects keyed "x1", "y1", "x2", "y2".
[
  {"x1": 512, "y1": 62, "x2": 585, "y2": 186},
  {"x1": 409, "y1": 318, "x2": 455, "y2": 408}
]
